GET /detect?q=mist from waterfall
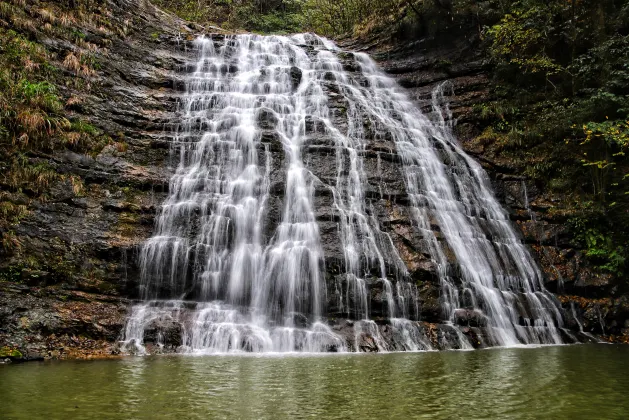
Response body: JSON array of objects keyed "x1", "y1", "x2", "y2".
[{"x1": 121, "y1": 33, "x2": 565, "y2": 354}]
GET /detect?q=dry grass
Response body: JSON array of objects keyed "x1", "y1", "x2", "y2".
[
  {"x1": 80, "y1": 63, "x2": 96, "y2": 78},
  {"x1": 76, "y1": 39, "x2": 99, "y2": 52},
  {"x1": 58, "y1": 13, "x2": 76, "y2": 27},
  {"x1": 30, "y1": 167, "x2": 59, "y2": 191},
  {"x1": 1, "y1": 229, "x2": 23, "y2": 251},
  {"x1": 65, "y1": 96, "x2": 82, "y2": 107},
  {"x1": 114, "y1": 141, "x2": 128, "y2": 153},
  {"x1": 3, "y1": 161, "x2": 61, "y2": 196},
  {"x1": 16, "y1": 109, "x2": 46, "y2": 140},
  {"x1": 22, "y1": 58, "x2": 39, "y2": 72},
  {"x1": 12, "y1": 16, "x2": 36, "y2": 32},
  {"x1": 65, "y1": 131, "x2": 82, "y2": 146},
  {"x1": 0, "y1": 193, "x2": 28, "y2": 251},
  {"x1": 62, "y1": 51, "x2": 96, "y2": 77},
  {"x1": 69, "y1": 175, "x2": 85, "y2": 196},
  {"x1": 13, "y1": 108, "x2": 70, "y2": 146},
  {"x1": 34, "y1": 7, "x2": 56, "y2": 24},
  {"x1": 0, "y1": 1, "x2": 16, "y2": 19},
  {"x1": 63, "y1": 51, "x2": 81, "y2": 73},
  {"x1": 0, "y1": 200, "x2": 28, "y2": 220},
  {"x1": 97, "y1": 25, "x2": 112, "y2": 37}
]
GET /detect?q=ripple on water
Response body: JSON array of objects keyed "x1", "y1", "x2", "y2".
[{"x1": 1, "y1": 344, "x2": 629, "y2": 419}]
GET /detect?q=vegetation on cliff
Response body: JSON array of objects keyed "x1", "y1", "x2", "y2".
[
  {"x1": 149, "y1": 0, "x2": 447, "y2": 35},
  {"x1": 0, "y1": 0, "x2": 166, "y2": 282},
  {"x1": 150, "y1": 0, "x2": 306, "y2": 33},
  {"x1": 0, "y1": 0, "x2": 183, "y2": 360},
  {"x1": 1, "y1": 0, "x2": 111, "y2": 256},
  {"x1": 481, "y1": 0, "x2": 629, "y2": 278}
]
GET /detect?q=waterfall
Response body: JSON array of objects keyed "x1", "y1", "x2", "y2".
[
  {"x1": 121, "y1": 33, "x2": 566, "y2": 354},
  {"x1": 350, "y1": 56, "x2": 564, "y2": 347}
]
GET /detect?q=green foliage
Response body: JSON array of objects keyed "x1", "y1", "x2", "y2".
[
  {"x1": 469, "y1": 0, "x2": 629, "y2": 281},
  {"x1": 487, "y1": 9, "x2": 564, "y2": 78},
  {"x1": 302, "y1": 0, "x2": 500, "y2": 38},
  {"x1": 0, "y1": 346, "x2": 23, "y2": 358},
  {"x1": 0, "y1": 201, "x2": 28, "y2": 225},
  {"x1": 0, "y1": 30, "x2": 69, "y2": 148},
  {"x1": 151, "y1": 0, "x2": 307, "y2": 33},
  {"x1": 0, "y1": 264, "x2": 24, "y2": 282},
  {"x1": 1, "y1": 79, "x2": 69, "y2": 148},
  {"x1": 148, "y1": 0, "x2": 478, "y2": 36},
  {"x1": 243, "y1": 9, "x2": 305, "y2": 34},
  {"x1": 70, "y1": 119, "x2": 98, "y2": 136},
  {"x1": 17, "y1": 80, "x2": 63, "y2": 112},
  {"x1": 484, "y1": 4, "x2": 629, "y2": 183},
  {"x1": 303, "y1": 0, "x2": 389, "y2": 36},
  {"x1": 580, "y1": 119, "x2": 629, "y2": 167},
  {"x1": 145, "y1": 0, "x2": 492, "y2": 37},
  {"x1": 582, "y1": 119, "x2": 629, "y2": 151},
  {"x1": 0, "y1": 229, "x2": 22, "y2": 253},
  {"x1": 570, "y1": 215, "x2": 627, "y2": 276},
  {"x1": 572, "y1": 35, "x2": 629, "y2": 118}
]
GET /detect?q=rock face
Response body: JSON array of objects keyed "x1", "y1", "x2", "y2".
[
  {"x1": 2, "y1": 2, "x2": 626, "y2": 360},
  {"x1": 0, "y1": 0, "x2": 198, "y2": 360},
  {"x1": 117, "y1": 32, "x2": 601, "y2": 352}
]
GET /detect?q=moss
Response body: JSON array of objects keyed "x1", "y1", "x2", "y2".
[
  {"x1": 0, "y1": 346, "x2": 23, "y2": 359},
  {"x1": 70, "y1": 119, "x2": 98, "y2": 135},
  {"x1": 435, "y1": 59, "x2": 452, "y2": 72},
  {"x1": 49, "y1": 256, "x2": 78, "y2": 280},
  {"x1": 113, "y1": 211, "x2": 143, "y2": 240},
  {"x1": 0, "y1": 265, "x2": 24, "y2": 283}
]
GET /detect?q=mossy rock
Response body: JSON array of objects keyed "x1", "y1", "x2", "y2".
[{"x1": 0, "y1": 346, "x2": 23, "y2": 360}]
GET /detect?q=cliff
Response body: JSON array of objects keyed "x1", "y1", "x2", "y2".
[{"x1": 1, "y1": 0, "x2": 626, "y2": 361}]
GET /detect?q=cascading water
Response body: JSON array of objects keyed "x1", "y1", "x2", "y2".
[
  {"x1": 121, "y1": 33, "x2": 566, "y2": 354},
  {"x1": 123, "y1": 34, "x2": 349, "y2": 353},
  {"x1": 351, "y1": 56, "x2": 565, "y2": 347}
]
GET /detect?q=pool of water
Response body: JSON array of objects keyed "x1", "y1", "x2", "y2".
[{"x1": 2, "y1": 344, "x2": 628, "y2": 419}]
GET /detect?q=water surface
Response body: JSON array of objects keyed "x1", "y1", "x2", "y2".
[{"x1": 2, "y1": 344, "x2": 628, "y2": 419}]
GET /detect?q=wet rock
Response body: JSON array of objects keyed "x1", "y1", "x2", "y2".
[
  {"x1": 2, "y1": 0, "x2": 621, "y2": 358},
  {"x1": 453, "y1": 309, "x2": 487, "y2": 328},
  {"x1": 290, "y1": 66, "x2": 302, "y2": 90},
  {"x1": 256, "y1": 107, "x2": 278, "y2": 129},
  {"x1": 0, "y1": 0, "x2": 185, "y2": 358},
  {"x1": 144, "y1": 320, "x2": 183, "y2": 349},
  {"x1": 357, "y1": 333, "x2": 379, "y2": 352}
]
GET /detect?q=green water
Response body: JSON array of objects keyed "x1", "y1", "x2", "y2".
[{"x1": 2, "y1": 344, "x2": 628, "y2": 419}]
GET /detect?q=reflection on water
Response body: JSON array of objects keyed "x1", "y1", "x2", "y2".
[{"x1": 2, "y1": 345, "x2": 629, "y2": 419}]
